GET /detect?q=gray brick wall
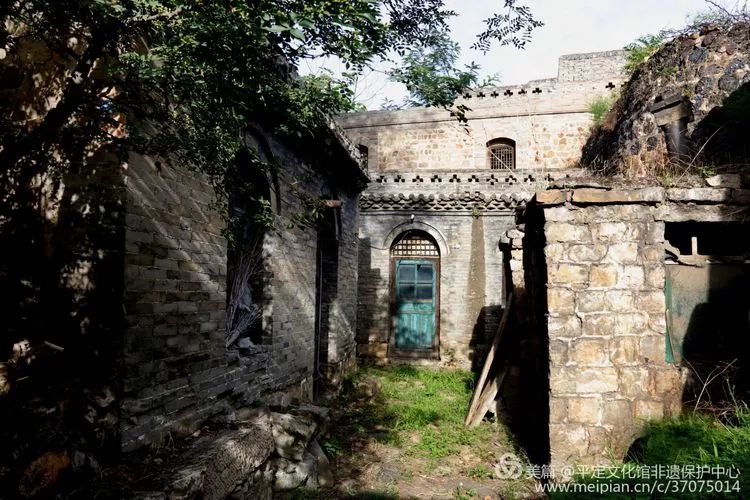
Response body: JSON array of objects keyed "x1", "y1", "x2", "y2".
[{"x1": 121, "y1": 137, "x2": 362, "y2": 450}]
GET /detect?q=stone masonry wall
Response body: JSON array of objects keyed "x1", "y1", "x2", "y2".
[
  {"x1": 536, "y1": 187, "x2": 683, "y2": 467},
  {"x1": 337, "y1": 50, "x2": 629, "y2": 173},
  {"x1": 558, "y1": 50, "x2": 628, "y2": 82},
  {"x1": 121, "y1": 138, "x2": 361, "y2": 450},
  {"x1": 342, "y1": 113, "x2": 594, "y2": 172}
]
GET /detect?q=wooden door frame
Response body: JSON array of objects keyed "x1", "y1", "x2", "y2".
[{"x1": 389, "y1": 256, "x2": 441, "y2": 360}]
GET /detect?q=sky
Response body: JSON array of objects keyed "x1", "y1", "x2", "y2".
[{"x1": 301, "y1": 0, "x2": 709, "y2": 110}]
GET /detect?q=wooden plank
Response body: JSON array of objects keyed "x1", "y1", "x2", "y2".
[
  {"x1": 464, "y1": 293, "x2": 513, "y2": 425},
  {"x1": 468, "y1": 367, "x2": 508, "y2": 427}
]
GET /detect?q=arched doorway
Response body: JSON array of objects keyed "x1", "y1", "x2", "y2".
[{"x1": 390, "y1": 230, "x2": 440, "y2": 358}]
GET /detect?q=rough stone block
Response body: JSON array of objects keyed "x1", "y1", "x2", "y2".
[
  {"x1": 549, "y1": 263, "x2": 590, "y2": 284},
  {"x1": 638, "y1": 291, "x2": 665, "y2": 314},
  {"x1": 666, "y1": 188, "x2": 732, "y2": 202},
  {"x1": 549, "y1": 424, "x2": 589, "y2": 464},
  {"x1": 592, "y1": 222, "x2": 641, "y2": 242},
  {"x1": 544, "y1": 206, "x2": 575, "y2": 222},
  {"x1": 705, "y1": 173, "x2": 741, "y2": 188},
  {"x1": 590, "y1": 265, "x2": 618, "y2": 288},
  {"x1": 546, "y1": 223, "x2": 591, "y2": 242},
  {"x1": 576, "y1": 291, "x2": 606, "y2": 313},
  {"x1": 576, "y1": 368, "x2": 618, "y2": 393},
  {"x1": 639, "y1": 334, "x2": 665, "y2": 362},
  {"x1": 618, "y1": 368, "x2": 652, "y2": 397},
  {"x1": 602, "y1": 399, "x2": 632, "y2": 427},
  {"x1": 572, "y1": 187, "x2": 664, "y2": 205},
  {"x1": 581, "y1": 314, "x2": 616, "y2": 337},
  {"x1": 548, "y1": 288, "x2": 575, "y2": 311},
  {"x1": 537, "y1": 190, "x2": 567, "y2": 205},
  {"x1": 568, "y1": 244, "x2": 608, "y2": 262},
  {"x1": 616, "y1": 266, "x2": 645, "y2": 288},
  {"x1": 570, "y1": 338, "x2": 609, "y2": 366},
  {"x1": 549, "y1": 339, "x2": 569, "y2": 365},
  {"x1": 357, "y1": 342, "x2": 388, "y2": 358},
  {"x1": 568, "y1": 398, "x2": 601, "y2": 424},
  {"x1": 605, "y1": 291, "x2": 635, "y2": 312},
  {"x1": 548, "y1": 315, "x2": 582, "y2": 338},
  {"x1": 635, "y1": 400, "x2": 664, "y2": 420},
  {"x1": 613, "y1": 313, "x2": 649, "y2": 336},
  {"x1": 604, "y1": 242, "x2": 639, "y2": 264},
  {"x1": 610, "y1": 336, "x2": 639, "y2": 365},
  {"x1": 545, "y1": 243, "x2": 566, "y2": 261},
  {"x1": 549, "y1": 398, "x2": 569, "y2": 423}
]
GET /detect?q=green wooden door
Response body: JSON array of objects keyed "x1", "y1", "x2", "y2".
[{"x1": 395, "y1": 260, "x2": 436, "y2": 349}]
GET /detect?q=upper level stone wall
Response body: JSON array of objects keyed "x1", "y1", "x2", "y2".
[
  {"x1": 337, "y1": 50, "x2": 628, "y2": 173},
  {"x1": 558, "y1": 50, "x2": 628, "y2": 82},
  {"x1": 341, "y1": 111, "x2": 594, "y2": 172}
]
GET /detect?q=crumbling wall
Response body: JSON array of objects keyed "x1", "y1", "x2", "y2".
[
  {"x1": 534, "y1": 184, "x2": 750, "y2": 466},
  {"x1": 582, "y1": 23, "x2": 750, "y2": 175},
  {"x1": 536, "y1": 187, "x2": 682, "y2": 467},
  {"x1": 121, "y1": 138, "x2": 363, "y2": 450}
]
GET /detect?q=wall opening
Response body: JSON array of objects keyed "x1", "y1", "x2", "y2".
[
  {"x1": 389, "y1": 231, "x2": 440, "y2": 358},
  {"x1": 664, "y1": 221, "x2": 750, "y2": 409},
  {"x1": 487, "y1": 138, "x2": 516, "y2": 170},
  {"x1": 314, "y1": 200, "x2": 341, "y2": 397},
  {"x1": 226, "y1": 150, "x2": 273, "y2": 349}
]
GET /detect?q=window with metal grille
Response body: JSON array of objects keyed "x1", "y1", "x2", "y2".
[
  {"x1": 391, "y1": 232, "x2": 439, "y2": 257},
  {"x1": 487, "y1": 138, "x2": 516, "y2": 170}
]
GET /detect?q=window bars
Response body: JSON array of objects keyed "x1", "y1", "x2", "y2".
[
  {"x1": 487, "y1": 139, "x2": 515, "y2": 170},
  {"x1": 391, "y1": 233, "x2": 439, "y2": 257}
]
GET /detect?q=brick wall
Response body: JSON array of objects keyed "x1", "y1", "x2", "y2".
[
  {"x1": 121, "y1": 135, "x2": 363, "y2": 450},
  {"x1": 358, "y1": 211, "x2": 516, "y2": 367}
]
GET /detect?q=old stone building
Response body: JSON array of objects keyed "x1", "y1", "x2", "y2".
[
  {"x1": 340, "y1": 27, "x2": 750, "y2": 468},
  {"x1": 338, "y1": 50, "x2": 628, "y2": 366}
]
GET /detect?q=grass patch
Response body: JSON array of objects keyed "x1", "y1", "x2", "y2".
[
  {"x1": 553, "y1": 408, "x2": 750, "y2": 499},
  {"x1": 338, "y1": 365, "x2": 502, "y2": 460},
  {"x1": 588, "y1": 94, "x2": 616, "y2": 128},
  {"x1": 624, "y1": 34, "x2": 664, "y2": 72}
]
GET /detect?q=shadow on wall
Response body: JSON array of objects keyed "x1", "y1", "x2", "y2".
[
  {"x1": 517, "y1": 207, "x2": 550, "y2": 465},
  {"x1": 691, "y1": 81, "x2": 750, "y2": 168},
  {"x1": 666, "y1": 222, "x2": 750, "y2": 410},
  {"x1": 356, "y1": 237, "x2": 385, "y2": 349}
]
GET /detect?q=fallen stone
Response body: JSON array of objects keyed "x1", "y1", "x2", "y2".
[
  {"x1": 236, "y1": 406, "x2": 273, "y2": 433},
  {"x1": 159, "y1": 426, "x2": 275, "y2": 500},
  {"x1": 272, "y1": 452, "x2": 317, "y2": 491},
  {"x1": 271, "y1": 412, "x2": 318, "y2": 460},
  {"x1": 308, "y1": 440, "x2": 334, "y2": 488},
  {"x1": 705, "y1": 173, "x2": 741, "y2": 188}
]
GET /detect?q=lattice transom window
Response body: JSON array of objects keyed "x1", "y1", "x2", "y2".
[
  {"x1": 487, "y1": 139, "x2": 516, "y2": 170},
  {"x1": 391, "y1": 232, "x2": 439, "y2": 257}
]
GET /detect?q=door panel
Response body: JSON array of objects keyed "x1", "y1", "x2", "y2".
[{"x1": 395, "y1": 259, "x2": 436, "y2": 349}]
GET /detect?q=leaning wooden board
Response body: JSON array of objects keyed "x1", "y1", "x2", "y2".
[{"x1": 464, "y1": 293, "x2": 513, "y2": 426}]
